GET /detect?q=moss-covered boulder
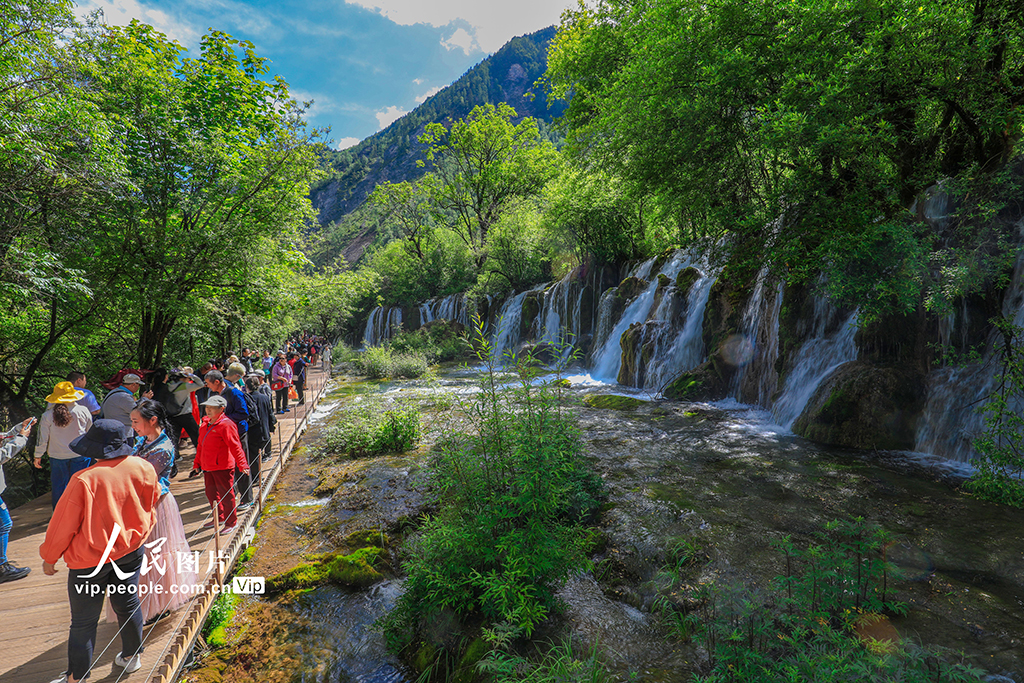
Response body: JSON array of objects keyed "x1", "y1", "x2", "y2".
[
  {"x1": 792, "y1": 361, "x2": 925, "y2": 450},
  {"x1": 662, "y1": 357, "x2": 733, "y2": 401},
  {"x1": 676, "y1": 266, "x2": 701, "y2": 295},
  {"x1": 583, "y1": 394, "x2": 648, "y2": 410},
  {"x1": 520, "y1": 291, "x2": 543, "y2": 339},
  {"x1": 267, "y1": 546, "x2": 384, "y2": 592},
  {"x1": 617, "y1": 322, "x2": 666, "y2": 386},
  {"x1": 617, "y1": 276, "x2": 649, "y2": 302}
]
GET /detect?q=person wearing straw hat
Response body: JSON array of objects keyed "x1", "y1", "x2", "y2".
[
  {"x1": 34, "y1": 381, "x2": 94, "y2": 508},
  {"x1": 39, "y1": 419, "x2": 160, "y2": 683}
]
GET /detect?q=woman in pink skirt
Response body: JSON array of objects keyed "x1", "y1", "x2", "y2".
[{"x1": 106, "y1": 398, "x2": 197, "y2": 625}]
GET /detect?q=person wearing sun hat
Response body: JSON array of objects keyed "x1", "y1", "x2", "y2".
[
  {"x1": 34, "y1": 381, "x2": 94, "y2": 508},
  {"x1": 193, "y1": 394, "x2": 249, "y2": 533},
  {"x1": 39, "y1": 419, "x2": 160, "y2": 683}
]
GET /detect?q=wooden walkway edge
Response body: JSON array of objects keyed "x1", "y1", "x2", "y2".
[{"x1": 0, "y1": 366, "x2": 332, "y2": 683}]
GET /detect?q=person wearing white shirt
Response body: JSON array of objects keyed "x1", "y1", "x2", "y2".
[{"x1": 34, "y1": 382, "x2": 94, "y2": 508}]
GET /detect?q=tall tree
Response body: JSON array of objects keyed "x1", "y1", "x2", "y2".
[
  {"x1": 84, "y1": 21, "x2": 324, "y2": 367},
  {"x1": 419, "y1": 103, "x2": 560, "y2": 268}
]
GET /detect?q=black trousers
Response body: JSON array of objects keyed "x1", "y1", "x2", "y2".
[
  {"x1": 235, "y1": 431, "x2": 256, "y2": 505},
  {"x1": 168, "y1": 412, "x2": 200, "y2": 449},
  {"x1": 275, "y1": 387, "x2": 289, "y2": 412},
  {"x1": 294, "y1": 379, "x2": 305, "y2": 405},
  {"x1": 67, "y1": 547, "x2": 144, "y2": 680}
]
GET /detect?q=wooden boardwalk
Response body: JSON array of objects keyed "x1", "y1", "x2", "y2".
[{"x1": 0, "y1": 366, "x2": 331, "y2": 683}]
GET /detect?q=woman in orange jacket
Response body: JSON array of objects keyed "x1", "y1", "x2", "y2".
[{"x1": 192, "y1": 395, "x2": 249, "y2": 534}]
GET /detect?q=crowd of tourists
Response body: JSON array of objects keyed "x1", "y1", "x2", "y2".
[{"x1": 0, "y1": 335, "x2": 328, "y2": 683}]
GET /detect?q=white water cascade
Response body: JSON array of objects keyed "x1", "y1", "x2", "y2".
[
  {"x1": 362, "y1": 306, "x2": 403, "y2": 347},
  {"x1": 489, "y1": 289, "x2": 537, "y2": 362},
  {"x1": 730, "y1": 268, "x2": 784, "y2": 406},
  {"x1": 771, "y1": 303, "x2": 859, "y2": 428},
  {"x1": 642, "y1": 271, "x2": 718, "y2": 391},
  {"x1": 419, "y1": 294, "x2": 470, "y2": 327},
  {"x1": 589, "y1": 252, "x2": 695, "y2": 383}
]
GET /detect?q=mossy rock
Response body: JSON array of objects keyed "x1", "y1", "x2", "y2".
[
  {"x1": 676, "y1": 266, "x2": 701, "y2": 295},
  {"x1": 583, "y1": 394, "x2": 647, "y2": 411},
  {"x1": 268, "y1": 546, "x2": 384, "y2": 592},
  {"x1": 205, "y1": 625, "x2": 230, "y2": 649},
  {"x1": 616, "y1": 276, "x2": 649, "y2": 302},
  {"x1": 792, "y1": 361, "x2": 925, "y2": 450},
  {"x1": 451, "y1": 637, "x2": 490, "y2": 683},
  {"x1": 327, "y1": 547, "x2": 384, "y2": 587},
  {"x1": 663, "y1": 372, "x2": 704, "y2": 400},
  {"x1": 663, "y1": 358, "x2": 733, "y2": 401},
  {"x1": 343, "y1": 528, "x2": 388, "y2": 549},
  {"x1": 412, "y1": 642, "x2": 438, "y2": 673},
  {"x1": 520, "y1": 291, "x2": 543, "y2": 338}
]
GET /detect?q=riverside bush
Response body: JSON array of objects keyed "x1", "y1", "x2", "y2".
[
  {"x1": 356, "y1": 345, "x2": 429, "y2": 379},
  {"x1": 379, "y1": 322, "x2": 604, "y2": 655},
  {"x1": 389, "y1": 322, "x2": 474, "y2": 363},
  {"x1": 317, "y1": 403, "x2": 420, "y2": 458},
  {"x1": 658, "y1": 518, "x2": 985, "y2": 682}
]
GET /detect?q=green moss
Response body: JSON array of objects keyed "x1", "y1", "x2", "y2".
[
  {"x1": 267, "y1": 560, "x2": 332, "y2": 592},
  {"x1": 663, "y1": 373, "x2": 703, "y2": 400},
  {"x1": 238, "y1": 546, "x2": 255, "y2": 563},
  {"x1": 675, "y1": 266, "x2": 700, "y2": 294},
  {"x1": 452, "y1": 637, "x2": 490, "y2": 683},
  {"x1": 582, "y1": 394, "x2": 647, "y2": 410},
  {"x1": 412, "y1": 643, "x2": 438, "y2": 673},
  {"x1": 327, "y1": 547, "x2": 384, "y2": 587},
  {"x1": 657, "y1": 272, "x2": 670, "y2": 288},
  {"x1": 343, "y1": 528, "x2": 388, "y2": 549},
  {"x1": 206, "y1": 625, "x2": 229, "y2": 648}
]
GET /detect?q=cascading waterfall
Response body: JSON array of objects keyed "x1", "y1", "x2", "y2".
[
  {"x1": 420, "y1": 293, "x2": 470, "y2": 327},
  {"x1": 590, "y1": 252, "x2": 694, "y2": 383},
  {"x1": 538, "y1": 276, "x2": 586, "y2": 361},
  {"x1": 362, "y1": 306, "x2": 403, "y2": 347},
  {"x1": 730, "y1": 268, "x2": 784, "y2": 406},
  {"x1": 489, "y1": 289, "x2": 534, "y2": 362},
  {"x1": 914, "y1": 240, "x2": 1024, "y2": 462},
  {"x1": 771, "y1": 304, "x2": 859, "y2": 428},
  {"x1": 643, "y1": 270, "x2": 718, "y2": 391}
]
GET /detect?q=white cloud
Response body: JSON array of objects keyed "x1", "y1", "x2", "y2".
[
  {"x1": 413, "y1": 77, "x2": 426, "y2": 85},
  {"x1": 441, "y1": 27, "x2": 476, "y2": 54},
  {"x1": 344, "y1": 0, "x2": 573, "y2": 53},
  {"x1": 375, "y1": 105, "x2": 408, "y2": 130},
  {"x1": 76, "y1": 0, "x2": 201, "y2": 49},
  {"x1": 414, "y1": 86, "x2": 442, "y2": 103},
  {"x1": 335, "y1": 137, "x2": 361, "y2": 149}
]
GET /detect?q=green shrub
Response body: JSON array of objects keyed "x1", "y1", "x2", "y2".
[
  {"x1": 391, "y1": 353, "x2": 428, "y2": 378},
  {"x1": 359, "y1": 345, "x2": 395, "y2": 379},
  {"x1": 389, "y1": 321, "x2": 474, "y2": 363},
  {"x1": 378, "y1": 327, "x2": 604, "y2": 651},
  {"x1": 317, "y1": 403, "x2": 421, "y2": 458},
  {"x1": 657, "y1": 518, "x2": 985, "y2": 682},
  {"x1": 478, "y1": 630, "x2": 608, "y2": 683}
]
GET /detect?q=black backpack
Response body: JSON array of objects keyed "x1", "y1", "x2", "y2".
[{"x1": 241, "y1": 391, "x2": 268, "y2": 443}]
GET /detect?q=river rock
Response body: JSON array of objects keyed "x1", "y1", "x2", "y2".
[{"x1": 792, "y1": 361, "x2": 925, "y2": 450}]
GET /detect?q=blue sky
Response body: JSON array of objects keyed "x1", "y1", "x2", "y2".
[{"x1": 77, "y1": 0, "x2": 573, "y2": 148}]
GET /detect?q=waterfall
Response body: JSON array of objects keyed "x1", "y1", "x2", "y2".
[
  {"x1": 489, "y1": 290, "x2": 533, "y2": 363},
  {"x1": 644, "y1": 270, "x2": 718, "y2": 391},
  {"x1": 914, "y1": 240, "x2": 1024, "y2": 461},
  {"x1": 771, "y1": 305, "x2": 859, "y2": 428},
  {"x1": 362, "y1": 306, "x2": 403, "y2": 347},
  {"x1": 730, "y1": 268, "x2": 784, "y2": 406},
  {"x1": 589, "y1": 252, "x2": 694, "y2": 382},
  {"x1": 420, "y1": 293, "x2": 470, "y2": 328},
  {"x1": 538, "y1": 274, "x2": 587, "y2": 362}
]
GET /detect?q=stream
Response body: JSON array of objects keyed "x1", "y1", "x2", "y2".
[{"x1": 182, "y1": 368, "x2": 1024, "y2": 683}]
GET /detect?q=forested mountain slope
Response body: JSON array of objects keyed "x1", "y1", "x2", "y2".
[{"x1": 310, "y1": 26, "x2": 563, "y2": 229}]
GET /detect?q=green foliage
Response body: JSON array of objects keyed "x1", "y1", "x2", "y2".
[
  {"x1": 202, "y1": 593, "x2": 238, "y2": 647},
  {"x1": 388, "y1": 323, "x2": 475, "y2": 364},
  {"x1": 968, "y1": 319, "x2": 1024, "y2": 506},
  {"x1": 356, "y1": 346, "x2": 431, "y2": 380},
  {"x1": 420, "y1": 103, "x2": 561, "y2": 268},
  {"x1": 316, "y1": 402, "x2": 421, "y2": 458},
  {"x1": 378, "y1": 320, "x2": 604, "y2": 650},
  {"x1": 658, "y1": 518, "x2": 983, "y2": 682},
  {"x1": 483, "y1": 198, "x2": 563, "y2": 291},
  {"x1": 547, "y1": 0, "x2": 1024, "y2": 317},
  {"x1": 478, "y1": 629, "x2": 609, "y2": 683},
  {"x1": 367, "y1": 232, "x2": 476, "y2": 306}
]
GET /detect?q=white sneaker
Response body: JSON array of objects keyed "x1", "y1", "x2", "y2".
[{"x1": 114, "y1": 653, "x2": 142, "y2": 673}]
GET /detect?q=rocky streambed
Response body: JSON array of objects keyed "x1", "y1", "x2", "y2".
[{"x1": 182, "y1": 369, "x2": 1024, "y2": 683}]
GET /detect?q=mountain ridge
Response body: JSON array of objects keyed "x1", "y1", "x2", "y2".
[{"x1": 310, "y1": 25, "x2": 563, "y2": 232}]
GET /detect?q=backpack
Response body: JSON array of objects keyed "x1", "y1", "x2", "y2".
[{"x1": 241, "y1": 391, "x2": 268, "y2": 444}]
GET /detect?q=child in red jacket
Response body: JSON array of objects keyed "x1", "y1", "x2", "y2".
[{"x1": 192, "y1": 395, "x2": 249, "y2": 533}]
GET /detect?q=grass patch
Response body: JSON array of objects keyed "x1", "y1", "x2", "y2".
[
  {"x1": 316, "y1": 402, "x2": 420, "y2": 458},
  {"x1": 202, "y1": 593, "x2": 239, "y2": 649}
]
